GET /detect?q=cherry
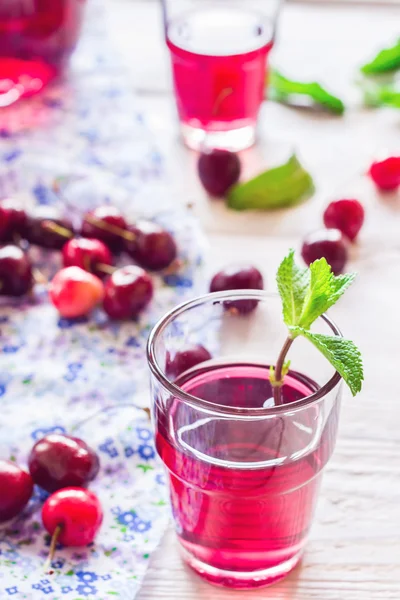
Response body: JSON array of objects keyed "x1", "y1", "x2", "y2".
[
  {"x1": 28, "y1": 434, "x2": 100, "y2": 493},
  {"x1": 166, "y1": 345, "x2": 212, "y2": 380},
  {"x1": 301, "y1": 229, "x2": 348, "y2": 274},
  {"x1": 23, "y1": 206, "x2": 74, "y2": 249},
  {"x1": 210, "y1": 265, "x2": 264, "y2": 314},
  {"x1": 42, "y1": 487, "x2": 103, "y2": 547},
  {"x1": 323, "y1": 199, "x2": 365, "y2": 242},
  {"x1": 81, "y1": 206, "x2": 128, "y2": 253},
  {"x1": 369, "y1": 157, "x2": 400, "y2": 191},
  {"x1": 124, "y1": 220, "x2": 177, "y2": 271},
  {"x1": 0, "y1": 198, "x2": 27, "y2": 242},
  {"x1": 0, "y1": 460, "x2": 34, "y2": 522},
  {"x1": 49, "y1": 266, "x2": 104, "y2": 318},
  {"x1": 0, "y1": 244, "x2": 33, "y2": 296},
  {"x1": 103, "y1": 265, "x2": 153, "y2": 320},
  {"x1": 62, "y1": 238, "x2": 113, "y2": 279},
  {"x1": 198, "y1": 149, "x2": 241, "y2": 197}
]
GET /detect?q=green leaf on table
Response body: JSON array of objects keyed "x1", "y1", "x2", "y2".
[
  {"x1": 361, "y1": 38, "x2": 400, "y2": 74},
  {"x1": 289, "y1": 327, "x2": 364, "y2": 396},
  {"x1": 269, "y1": 69, "x2": 345, "y2": 115},
  {"x1": 359, "y1": 76, "x2": 400, "y2": 108},
  {"x1": 226, "y1": 154, "x2": 314, "y2": 211},
  {"x1": 276, "y1": 249, "x2": 310, "y2": 326}
]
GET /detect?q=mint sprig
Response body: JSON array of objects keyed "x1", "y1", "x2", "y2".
[{"x1": 272, "y1": 250, "x2": 363, "y2": 403}]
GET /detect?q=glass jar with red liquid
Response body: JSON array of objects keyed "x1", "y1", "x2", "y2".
[
  {"x1": 147, "y1": 291, "x2": 343, "y2": 589},
  {"x1": 0, "y1": 0, "x2": 86, "y2": 105}
]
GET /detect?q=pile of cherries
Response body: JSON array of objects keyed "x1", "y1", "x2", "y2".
[
  {"x1": 0, "y1": 201, "x2": 177, "y2": 320},
  {"x1": 0, "y1": 433, "x2": 102, "y2": 564}
]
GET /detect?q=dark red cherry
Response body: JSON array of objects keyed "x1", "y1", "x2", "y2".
[
  {"x1": 28, "y1": 434, "x2": 100, "y2": 493},
  {"x1": 0, "y1": 198, "x2": 27, "y2": 242},
  {"x1": 62, "y1": 238, "x2": 113, "y2": 278},
  {"x1": 124, "y1": 220, "x2": 177, "y2": 271},
  {"x1": 23, "y1": 206, "x2": 74, "y2": 249},
  {"x1": 198, "y1": 149, "x2": 241, "y2": 197},
  {"x1": 166, "y1": 345, "x2": 212, "y2": 380},
  {"x1": 0, "y1": 460, "x2": 34, "y2": 522},
  {"x1": 210, "y1": 265, "x2": 264, "y2": 314},
  {"x1": 301, "y1": 229, "x2": 348, "y2": 274},
  {"x1": 0, "y1": 244, "x2": 33, "y2": 296},
  {"x1": 81, "y1": 206, "x2": 128, "y2": 253},
  {"x1": 103, "y1": 265, "x2": 154, "y2": 319}
]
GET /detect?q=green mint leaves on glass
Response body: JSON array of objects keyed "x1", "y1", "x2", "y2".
[
  {"x1": 361, "y1": 38, "x2": 400, "y2": 75},
  {"x1": 227, "y1": 154, "x2": 314, "y2": 211},
  {"x1": 272, "y1": 250, "x2": 363, "y2": 405},
  {"x1": 269, "y1": 69, "x2": 345, "y2": 115}
]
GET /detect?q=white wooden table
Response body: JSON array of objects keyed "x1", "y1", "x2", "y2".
[{"x1": 106, "y1": 1, "x2": 400, "y2": 598}]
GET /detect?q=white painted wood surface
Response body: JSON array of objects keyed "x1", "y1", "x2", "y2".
[{"x1": 106, "y1": 1, "x2": 400, "y2": 597}]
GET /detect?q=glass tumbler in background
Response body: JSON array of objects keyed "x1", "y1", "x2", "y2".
[
  {"x1": 0, "y1": 0, "x2": 87, "y2": 106},
  {"x1": 147, "y1": 291, "x2": 343, "y2": 589},
  {"x1": 161, "y1": 0, "x2": 282, "y2": 151}
]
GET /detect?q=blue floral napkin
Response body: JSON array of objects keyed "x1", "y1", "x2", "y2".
[{"x1": 0, "y1": 3, "x2": 205, "y2": 599}]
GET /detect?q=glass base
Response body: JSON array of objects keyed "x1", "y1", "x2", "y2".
[
  {"x1": 179, "y1": 544, "x2": 303, "y2": 589},
  {"x1": 180, "y1": 122, "x2": 256, "y2": 152}
]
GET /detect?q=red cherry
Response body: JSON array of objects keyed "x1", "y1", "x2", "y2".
[
  {"x1": 81, "y1": 206, "x2": 128, "y2": 253},
  {"x1": 0, "y1": 206, "x2": 11, "y2": 241},
  {"x1": 210, "y1": 265, "x2": 264, "y2": 314},
  {"x1": 323, "y1": 199, "x2": 365, "y2": 242},
  {"x1": 301, "y1": 229, "x2": 348, "y2": 274},
  {"x1": 369, "y1": 157, "x2": 400, "y2": 192},
  {"x1": 62, "y1": 238, "x2": 113, "y2": 278},
  {"x1": 28, "y1": 434, "x2": 100, "y2": 493},
  {"x1": 42, "y1": 487, "x2": 103, "y2": 547},
  {"x1": 198, "y1": 149, "x2": 241, "y2": 197},
  {"x1": 0, "y1": 460, "x2": 34, "y2": 522},
  {"x1": 166, "y1": 345, "x2": 212, "y2": 380},
  {"x1": 23, "y1": 206, "x2": 74, "y2": 249},
  {"x1": 103, "y1": 265, "x2": 153, "y2": 320},
  {"x1": 0, "y1": 199, "x2": 27, "y2": 242},
  {"x1": 49, "y1": 266, "x2": 104, "y2": 318},
  {"x1": 0, "y1": 244, "x2": 33, "y2": 296},
  {"x1": 124, "y1": 221, "x2": 177, "y2": 271}
]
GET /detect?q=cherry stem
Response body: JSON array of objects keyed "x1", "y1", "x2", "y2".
[
  {"x1": 33, "y1": 268, "x2": 48, "y2": 285},
  {"x1": 272, "y1": 336, "x2": 294, "y2": 406},
  {"x1": 95, "y1": 262, "x2": 115, "y2": 276},
  {"x1": 42, "y1": 220, "x2": 74, "y2": 240},
  {"x1": 85, "y1": 215, "x2": 136, "y2": 242},
  {"x1": 43, "y1": 524, "x2": 62, "y2": 574}
]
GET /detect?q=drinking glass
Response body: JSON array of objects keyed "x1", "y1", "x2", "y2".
[
  {"x1": 0, "y1": 0, "x2": 87, "y2": 106},
  {"x1": 147, "y1": 291, "x2": 342, "y2": 589},
  {"x1": 161, "y1": 0, "x2": 282, "y2": 151}
]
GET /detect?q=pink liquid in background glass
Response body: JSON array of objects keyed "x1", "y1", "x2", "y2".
[
  {"x1": 0, "y1": 0, "x2": 86, "y2": 104},
  {"x1": 155, "y1": 363, "x2": 339, "y2": 588},
  {"x1": 166, "y1": 7, "x2": 273, "y2": 132}
]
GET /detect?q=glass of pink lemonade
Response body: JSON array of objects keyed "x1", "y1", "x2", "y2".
[
  {"x1": 147, "y1": 291, "x2": 343, "y2": 589},
  {"x1": 0, "y1": 0, "x2": 87, "y2": 105},
  {"x1": 162, "y1": 0, "x2": 281, "y2": 150}
]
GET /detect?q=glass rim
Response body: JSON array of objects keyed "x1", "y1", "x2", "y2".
[{"x1": 147, "y1": 290, "x2": 342, "y2": 416}]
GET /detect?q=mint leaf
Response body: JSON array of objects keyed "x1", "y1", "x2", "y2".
[
  {"x1": 276, "y1": 249, "x2": 310, "y2": 326},
  {"x1": 269, "y1": 69, "x2": 345, "y2": 115},
  {"x1": 226, "y1": 154, "x2": 314, "y2": 211},
  {"x1": 298, "y1": 259, "x2": 356, "y2": 329},
  {"x1": 290, "y1": 327, "x2": 364, "y2": 396}
]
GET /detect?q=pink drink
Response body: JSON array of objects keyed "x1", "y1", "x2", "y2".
[
  {"x1": 0, "y1": 0, "x2": 86, "y2": 103},
  {"x1": 166, "y1": 7, "x2": 273, "y2": 150},
  {"x1": 155, "y1": 363, "x2": 340, "y2": 588}
]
